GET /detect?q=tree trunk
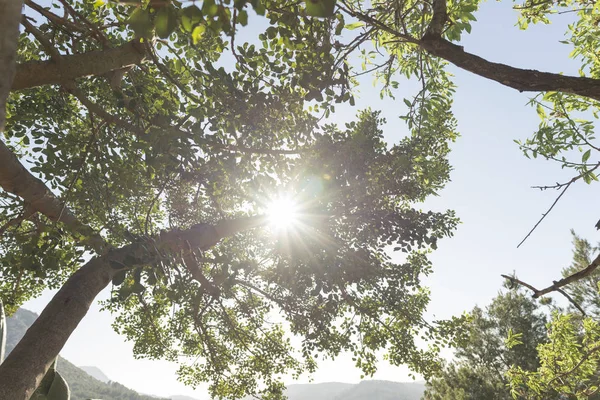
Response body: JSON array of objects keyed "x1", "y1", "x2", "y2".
[
  {"x1": 0, "y1": 258, "x2": 112, "y2": 400},
  {"x1": 0, "y1": 215, "x2": 266, "y2": 400}
]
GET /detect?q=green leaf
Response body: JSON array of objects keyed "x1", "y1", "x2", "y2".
[
  {"x1": 345, "y1": 21, "x2": 365, "y2": 30},
  {"x1": 251, "y1": 0, "x2": 266, "y2": 15},
  {"x1": 237, "y1": 9, "x2": 248, "y2": 26},
  {"x1": 192, "y1": 24, "x2": 206, "y2": 44},
  {"x1": 128, "y1": 8, "x2": 153, "y2": 38},
  {"x1": 304, "y1": 0, "x2": 336, "y2": 18},
  {"x1": 583, "y1": 149, "x2": 591, "y2": 163},
  {"x1": 155, "y1": 5, "x2": 178, "y2": 39},
  {"x1": 181, "y1": 5, "x2": 203, "y2": 32},
  {"x1": 202, "y1": 0, "x2": 219, "y2": 17},
  {"x1": 536, "y1": 104, "x2": 546, "y2": 118}
]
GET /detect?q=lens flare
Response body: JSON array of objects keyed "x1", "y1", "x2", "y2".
[{"x1": 268, "y1": 197, "x2": 298, "y2": 230}]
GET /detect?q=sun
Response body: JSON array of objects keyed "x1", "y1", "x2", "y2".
[{"x1": 268, "y1": 196, "x2": 299, "y2": 230}]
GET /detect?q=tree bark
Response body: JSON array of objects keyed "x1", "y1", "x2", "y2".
[
  {"x1": 0, "y1": 0, "x2": 23, "y2": 130},
  {"x1": 0, "y1": 139, "x2": 108, "y2": 253},
  {"x1": 419, "y1": 37, "x2": 600, "y2": 101},
  {"x1": 11, "y1": 40, "x2": 147, "y2": 91},
  {"x1": 0, "y1": 215, "x2": 266, "y2": 400},
  {"x1": 344, "y1": 0, "x2": 600, "y2": 102}
]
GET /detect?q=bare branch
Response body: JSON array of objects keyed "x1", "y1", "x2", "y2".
[
  {"x1": 517, "y1": 180, "x2": 572, "y2": 248},
  {"x1": 501, "y1": 274, "x2": 587, "y2": 315},
  {"x1": 535, "y1": 253, "x2": 600, "y2": 298},
  {"x1": 518, "y1": 162, "x2": 600, "y2": 247},
  {"x1": 502, "y1": 251, "x2": 600, "y2": 300},
  {"x1": 501, "y1": 274, "x2": 541, "y2": 294}
]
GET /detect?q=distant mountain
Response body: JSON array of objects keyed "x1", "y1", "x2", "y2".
[
  {"x1": 333, "y1": 380, "x2": 425, "y2": 400},
  {"x1": 79, "y1": 366, "x2": 111, "y2": 383},
  {"x1": 241, "y1": 380, "x2": 424, "y2": 400},
  {"x1": 283, "y1": 382, "x2": 354, "y2": 400},
  {"x1": 5, "y1": 308, "x2": 168, "y2": 400},
  {"x1": 170, "y1": 396, "x2": 202, "y2": 400}
]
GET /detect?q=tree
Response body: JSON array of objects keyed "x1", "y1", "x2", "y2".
[
  {"x1": 423, "y1": 288, "x2": 551, "y2": 400},
  {"x1": 1, "y1": 0, "x2": 599, "y2": 399},
  {"x1": 505, "y1": 234, "x2": 600, "y2": 399},
  {"x1": 561, "y1": 232, "x2": 600, "y2": 318},
  {"x1": 0, "y1": 1, "x2": 465, "y2": 398}
]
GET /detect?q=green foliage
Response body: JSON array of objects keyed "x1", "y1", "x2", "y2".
[
  {"x1": 561, "y1": 231, "x2": 600, "y2": 317},
  {"x1": 304, "y1": 0, "x2": 337, "y2": 18},
  {"x1": 505, "y1": 234, "x2": 600, "y2": 399},
  {"x1": 507, "y1": 313, "x2": 600, "y2": 400},
  {"x1": 508, "y1": 0, "x2": 600, "y2": 182},
  {"x1": 3, "y1": 0, "x2": 466, "y2": 397},
  {"x1": 424, "y1": 289, "x2": 551, "y2": 400}
]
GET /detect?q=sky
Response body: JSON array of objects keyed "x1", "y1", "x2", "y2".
[{"x1": 22, "y1": 1, "x2": 600, "y2": 398}]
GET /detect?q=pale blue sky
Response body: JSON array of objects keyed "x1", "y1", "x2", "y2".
[{"x1": 23, "y1": 2, "x2": 600, "y2": 398}]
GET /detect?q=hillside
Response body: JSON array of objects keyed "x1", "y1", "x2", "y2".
[
  {"x1": 279, "y1": 381, "x2": 424, "y2": 400},
  {"x1": 80, "y1": 366, "x2": 111, "y2": 383},
  {"x1": 333, "y1": 380, "x2": 425, "y2": 400},
  {"x1": 5, "y1": 308, "x2": 168, "y2": 400},
  {"x1": 283, "y1": 382, "x2": 354, "y2": 400},
  {"x1": 6, "y1": 308, "x2": 424, "y2": 400}
]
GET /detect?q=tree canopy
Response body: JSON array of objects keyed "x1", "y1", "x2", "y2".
[
  {"x1": 424, "y1": 287, "x2": 551, "y2": 400},
  {"x1": 0, "y1": 0, "x2": 599, "y2": 399},
  {"x1": 426, "y1": 234, "x2": 600, "y2": 400}
]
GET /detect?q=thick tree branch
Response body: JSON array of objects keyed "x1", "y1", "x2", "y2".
[
  {"x1": 424, "y1": 0, "x2": 448, "y2": 38},
  {"x1": 534, "y1": 253, "x2": 600, "y2": 297},
  {"x1": 11, "y1": 40, "x2": 147, "y2": 91},
  {"x1": 0, "y1": 140, "x2": 108, "y2": 253},
  {"x1": 340, "y1": 2, "x2": 600, "y2": 101},
  {"x1": 0, "y1": 214, "x2": 267, "y2": 400},
  {"x1": 418, "y1": 37, "x2": 600, "y2": 101}
]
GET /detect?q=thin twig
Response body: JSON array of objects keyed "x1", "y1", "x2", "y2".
[
  {"x1": 555, "y1": 287, "x2": 586, "y2": 315},
  {"x1": 518, "y1": 162, "x2": 600, "y2": 247},
  {"x1": 517, "y1": 181, "x2": 572, "y2": 248}
]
